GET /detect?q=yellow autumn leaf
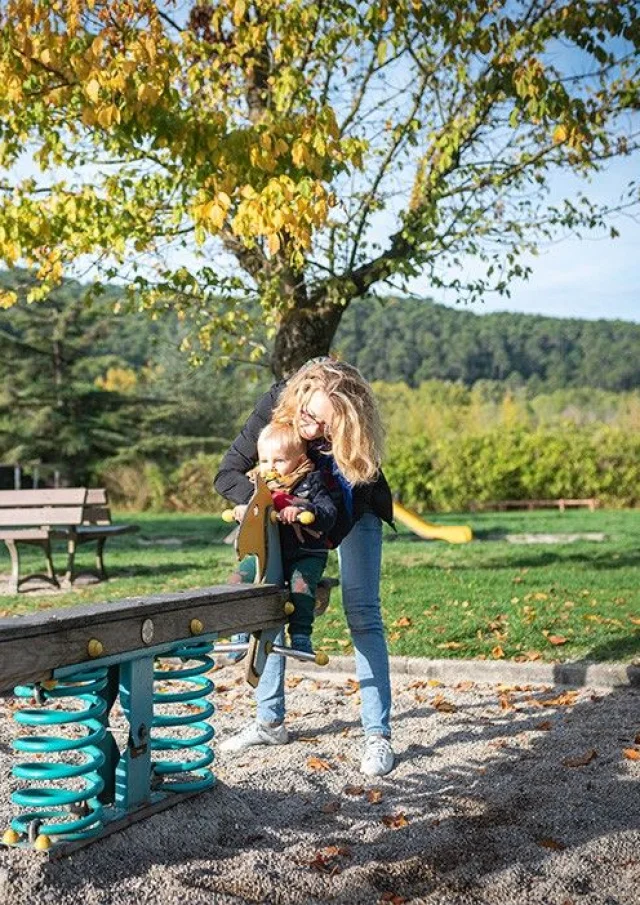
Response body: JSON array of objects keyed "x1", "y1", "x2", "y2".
[
  {"x1": 97, "y1": 105, "x2": 121, "y2": 128},
  {"x1": 550, "y1": 130, "x2": 568, "y2": 158},
  {"x1": 0, "y1": 291, "x2": 18, "y2": 309},
  {"x1": 138, "y1": 83, "x2": 159, "y2": 105},
  {"x1": 233, "y1": 0, "x2": 246, "y2": 25},
  {"x1": 208, "y1": 203, "x2": 226, "y2": 230},
  {"x1": 85, "y1": 78, "x2": 101, "y2": 103},
  {"x1": 267, "y1": 233, "x2": 281, "y2": 254}
]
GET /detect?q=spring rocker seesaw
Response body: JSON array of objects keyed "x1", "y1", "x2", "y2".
[{"x1": 0, "y1": 475, "x2": 328, "y2": 857}]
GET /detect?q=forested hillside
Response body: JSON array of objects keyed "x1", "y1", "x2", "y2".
[
  {"x1": 335, "y1": 297, "x2": 640, "y2": 391},
  {"x1": 1, "y1": 269, "x2": 638, "y2": 509}
]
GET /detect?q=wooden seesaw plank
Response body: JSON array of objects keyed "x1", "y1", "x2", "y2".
[{"x1": 0, "y1": 584, "x2": 286, "y2": 690}]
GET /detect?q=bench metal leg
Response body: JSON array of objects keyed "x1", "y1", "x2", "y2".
[
  {"x1": 63, "y1": 536, "x2": 77, "y2": 586},
  {"x1": 4, "y1": 539, "x2": 60, "y2": 594},
  {"x1": 5, "y1": 540, "x2": 20, "y2": 594},
  {"x1": 95, "y1": 537, "x2": 107, "y2": 581},
  {"x1": 43, "y1": 536, "x2": 57, "y2": 584}
]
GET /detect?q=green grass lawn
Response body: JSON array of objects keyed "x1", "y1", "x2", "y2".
[{"x1": 1, "y1": 509, "x2": 638, "y2": 664}]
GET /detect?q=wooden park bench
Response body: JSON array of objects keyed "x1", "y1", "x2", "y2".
[
  {"x1": 55, "y1": 487, "x2": 139, "y2": 585},
  {"x1": 471, "y1": 498, "x2": 599, "y2": 513},
  {"x1": 0, "y1": 488, "x2": 138, "y2": 593}
]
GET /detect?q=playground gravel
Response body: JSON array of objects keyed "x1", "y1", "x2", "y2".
[{"x1": 0, "y1": 664, "x2": 638, "y2": 905}]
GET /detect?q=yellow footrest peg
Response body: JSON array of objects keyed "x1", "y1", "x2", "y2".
[
  {"x1": 314, "y1": 651, "x2": 329, "y2": 667},
  {"x1": 3, "y1": 828, "x2": 20, "y2": 846},
  {"x1": 34, "y1": 834, "x2": 52, "y2": 851}
]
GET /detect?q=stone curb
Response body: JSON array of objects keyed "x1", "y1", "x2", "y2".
[{"x1": 294, "y1": 655, "x2": 640, "y2": 688}]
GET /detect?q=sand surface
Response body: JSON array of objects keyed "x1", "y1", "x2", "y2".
[{"x1": 1, "y1": 665, "x2": 638, "y2": 905}]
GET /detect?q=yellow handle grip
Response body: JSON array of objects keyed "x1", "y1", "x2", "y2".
[
  {"x1": 270, "y1": 509, "x2": 316, "y2": 524},
  {"x1": 222, "y1": 509, "x2": 236, "y2": 523}
]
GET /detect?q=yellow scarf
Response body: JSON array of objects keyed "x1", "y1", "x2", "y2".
[{"x1": 249, "y1": 456, "x2": 314, "y2": 493}]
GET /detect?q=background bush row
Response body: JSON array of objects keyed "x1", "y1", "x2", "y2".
[{"x1": 100, "y1": 424, "x2": 639, "y2": 513}]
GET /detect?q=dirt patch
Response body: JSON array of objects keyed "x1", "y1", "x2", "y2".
[{"x1": 505, "y1": 533, "x2": 606, "y2": 544}]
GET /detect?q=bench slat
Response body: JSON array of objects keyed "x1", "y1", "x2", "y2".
[
  {"x1": 85, "y1": 488, "x2": 108, "y2": 505},
  {"x1": 0, "y1": 528, "x2": 50, "y2": 541},
  {"x1": 0, "y1": 506, "x2": 86, "y2": 527},
  {"x1": 0, "y1": 488, "x2": 87, "y2": 507}
]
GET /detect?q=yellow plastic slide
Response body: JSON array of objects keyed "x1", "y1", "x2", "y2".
[{"x1": 393, "y1": 500, "x2": 473, "y2": 544}]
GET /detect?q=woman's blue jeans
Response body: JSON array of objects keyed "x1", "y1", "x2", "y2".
[{"x1": 255, "y1": 512, "x2": 392, "y2": 738}]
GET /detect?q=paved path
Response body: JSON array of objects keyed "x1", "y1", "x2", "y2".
[{"x1": 1, "y1": 666, "x2": 638, "y2": 904}]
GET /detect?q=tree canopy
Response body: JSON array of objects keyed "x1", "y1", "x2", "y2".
[{"x1": 1, "y1": 0, "x2": 639, "y2": 375}]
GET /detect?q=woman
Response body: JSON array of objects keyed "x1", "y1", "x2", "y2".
[{"x1": 214, "y1": 358, "x2": 395, "y2": 776}]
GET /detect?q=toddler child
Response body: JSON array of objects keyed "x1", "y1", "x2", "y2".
[{"x1": 227, "y1": 420, "x2": 339, "y2": 655}]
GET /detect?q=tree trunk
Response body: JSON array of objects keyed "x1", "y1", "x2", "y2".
[{"x1": 271, "y1": 294, "x2": 346, "y2": 379}]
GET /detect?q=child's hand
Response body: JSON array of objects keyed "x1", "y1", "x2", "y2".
[
  {"x1": 233, "y1": 504, "x2": 248, "y2": 522},
  {"x1": 279, "y1": 506, "x2": 304, "y2": 524}
]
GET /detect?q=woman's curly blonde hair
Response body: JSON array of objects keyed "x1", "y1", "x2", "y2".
[{"x1": 272, "y1": 359, "x2": 384, "y2": 485}]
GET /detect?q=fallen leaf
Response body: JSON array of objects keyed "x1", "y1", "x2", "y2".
[
  {"x1": 286, "y1": 676, "x2": 304, "y2": 689},
  {"x1": 393, "y1": 616, "x2": 412, "y2": 627},
  {"x1": 323, "y1": 844, "x2": 351, "y2": 858},
  {"x1": 523, "y1": 650, "x2": 542, "y2": 661},
  {"x1": 343, "y1": 784, "x2": 364, "y2": 796},
  {"x1": 492, "y1": 646, "x2": 505, "y2": 659},
  {"x1": 433, "y1": 694, "x2": 457, "y2": 713},
  {"x1": 437, "y1": 641, "x2": 463, "y2": 650},
  {"x1": 546, "y1": 635, "x2": 568, "y2": 646},
  {"x1": 342, "y1": 678, "x2": 360, "y2": 696},
  {"x1": 305, "y1": 844, "x2": 352, "y2": 874},
  {"x1": 320, "y1": 800, "x2": 341, "y2": 814},
  {"x1": 307, "y1": 756, "x2": 332, "y2": 772},
  {"x1": 536, "y1": 720, "x2": 553, "y2": 731},
  {"x1": 539, "y1": 691, "x2": 579, "y2": 707},
  {"x1": 537, "y1": 837, "x2": 566, "y2": 851},
  {"x1": 298, "y1": 736, "x2": 320, "y2": 743},
  {"x1": 622, "y1": 748, "x2": 640, "y2": 761},
  {"x1": 379, "y1": 894, "x2": 408, "y2": 904},
  {"x1": 366, "y1": 788, "x2": 383, "y2": 804},
  {"x1": 499, "y1": 694, "x2": 514, "y2": 711},
  {"x1": 381, "y1": 812, "x2": 409, "y2": 829},
  {"x1": 563, "y1": 749, "x2": 597, "y2": 768},
  {"x1": 630, "y1": 617, "x2": 640, "y2": 626}
]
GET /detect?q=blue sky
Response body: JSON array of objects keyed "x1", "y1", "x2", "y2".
[{"x1": 429, "y1": 154, "x2": 640, "y2": 324}]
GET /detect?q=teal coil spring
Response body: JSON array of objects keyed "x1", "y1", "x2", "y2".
[
  {"x1": 9, "y1": 668, "x2": 108, "y2": 846},
  {"x1": 151, "y1": 641, "x2": 216, "y2": 793}
]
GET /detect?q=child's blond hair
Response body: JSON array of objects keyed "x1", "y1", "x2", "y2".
[
  {"x1": 258, "y1": 421, "x2": 306, "y2": 459},
  {"x1": 272, "y1": 359, "x2": 384, "y2": 484}
]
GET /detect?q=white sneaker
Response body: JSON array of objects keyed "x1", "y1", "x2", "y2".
[
  {"x1": 218, "y1": 720, "x2": 289, "y2": 754},
  {"x1": 360, "y1": 735, "x2": 395, "y2": 777}
]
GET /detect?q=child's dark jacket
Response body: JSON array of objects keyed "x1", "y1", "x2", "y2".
[{"x1": 274, "y1": 470, "x2": 337, "y2": 560}]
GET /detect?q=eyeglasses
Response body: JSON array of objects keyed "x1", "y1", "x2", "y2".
[{"x1": 300, "y1": 407, "x2": 332, "y2": 438}]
